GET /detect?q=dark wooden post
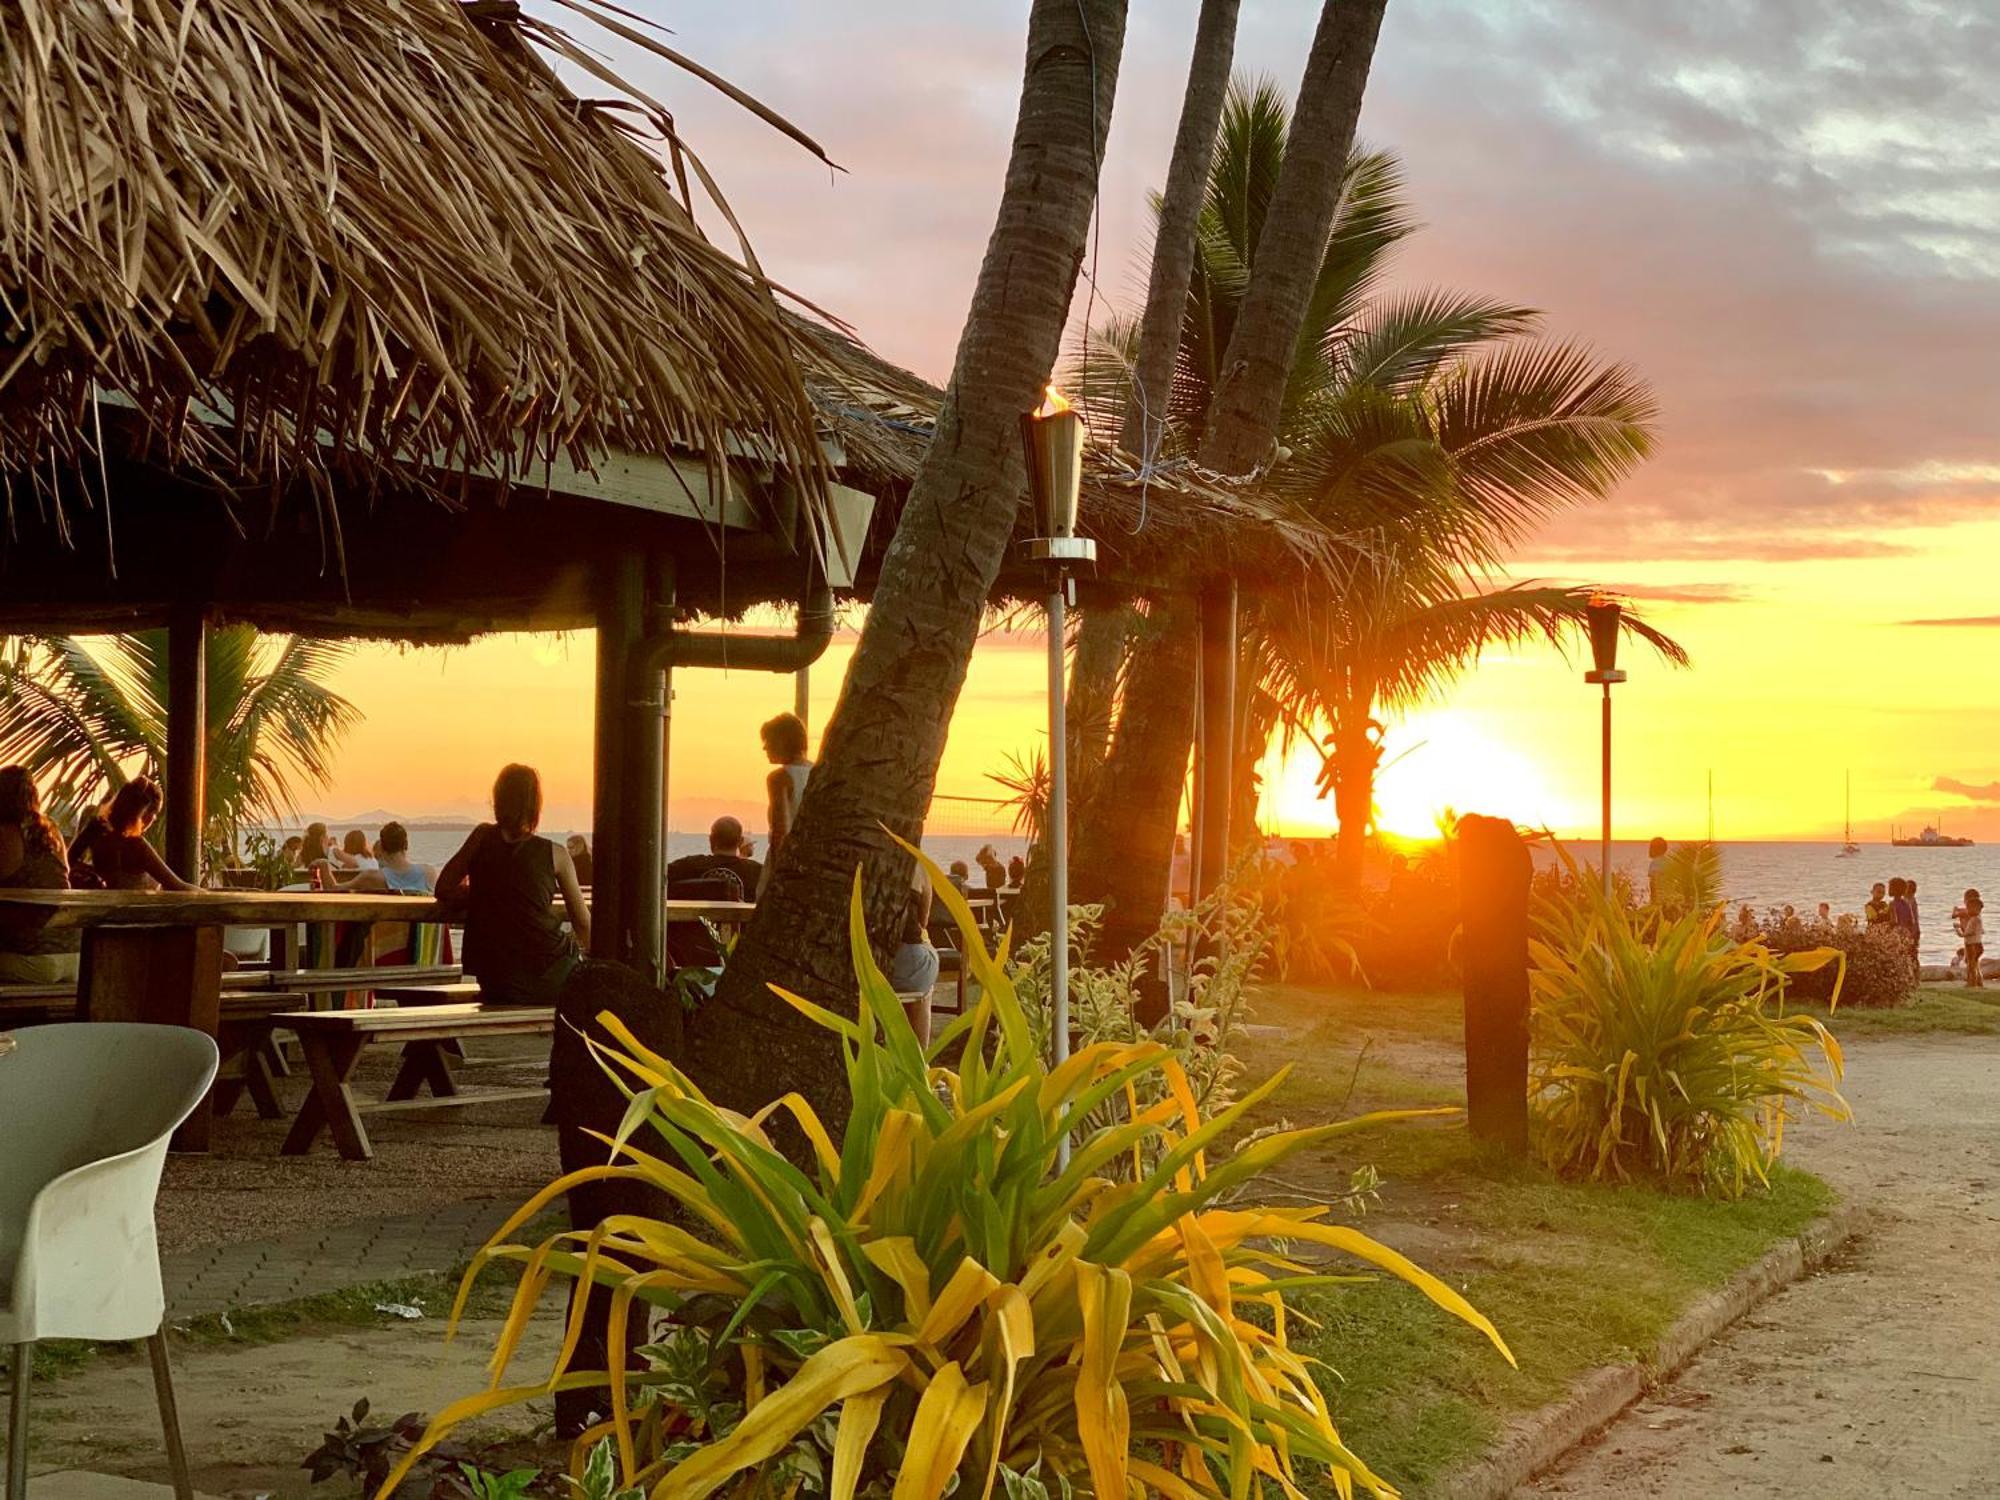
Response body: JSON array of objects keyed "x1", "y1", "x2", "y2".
[
  {"x1": 164, "y1": 605, "x2": 207, "y2": 881},
  {"x1": 1458, "y1": 813, "x2": 1532, "y2": 1152},
  {"x1": 592, "y1": 555, "x2": 644, "y2": 964},
  {"x1": 1191, "y1": 576, "x2": 1237, "y2": 902}
]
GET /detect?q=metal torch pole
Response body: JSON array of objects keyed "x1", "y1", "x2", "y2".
[
  {"x1": 1600, "y1": 681, "x2": 1613, "y2": 899},
  {"x1": 1047, "y1": 577, "x2": 1072, "y2": 1167}
]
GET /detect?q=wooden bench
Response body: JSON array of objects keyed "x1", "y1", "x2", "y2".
[{"x1": 277, "y1": 1003, "x2": 555, "y2": 1161}]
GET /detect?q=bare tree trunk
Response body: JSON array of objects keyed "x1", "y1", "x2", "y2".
[
  {"x1": 1197, "y1": 0, "x2": 1389, "y2": 474},
  {"x1": 1328, "y1": 717, "x2": 1378, "y2": 883},
  {"x1": 690, "y1": 0, "x2": 1130, "y2": 1132},
  {"x1": 1118, "y1": 0, "x2": 1242, "y2": 461},
  {"x1": 1069, "y1": 594, "x2": 1199, "y2": 966},
  {"x1": 1067, "y1": 601, "x2": 1131, "y2": 781},
  {"x1": 1054, "y1": 2, "x2": 1240, "y2": 954}
]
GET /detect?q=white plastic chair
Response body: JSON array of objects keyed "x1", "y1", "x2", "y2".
[{"x1": 1, "y1": 1023, "x2": 219, "y2": 1500}]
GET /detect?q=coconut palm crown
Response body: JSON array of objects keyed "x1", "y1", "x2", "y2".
[
  {"x1": 1073, "y1": 77, "x2": 1680, "y2": 876},
  {"x1": 0, "y1": 630, "x2": 358, "y2": 867}
]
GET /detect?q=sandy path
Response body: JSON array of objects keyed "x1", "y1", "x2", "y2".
[{"x1": 1523, "y1": 1033, "x2": 2000, "y2": 1499}]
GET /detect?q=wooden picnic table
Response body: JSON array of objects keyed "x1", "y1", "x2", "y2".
[{"x1": 0, "y1": 890, "x2": 752, "y2": 1151}]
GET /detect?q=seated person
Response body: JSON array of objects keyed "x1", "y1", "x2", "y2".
[
  {"x1": 68, "y1": 776, "x2": 198, "y2": 892},
  {"x1": 946, "y1": 859, "x2": 973, "y2": 897},
  {"x1": 279, "y1": 834, "x2": 305, "y2": 869},
  {"x1": 666, "y1": 815, "x2": 763, "y2": 899},
  {"x1": 566, "y1": 834, "x2": 594, "y2": 886},
  {"x1": 1008, "y1": 854, "x2": 1026, "y2": 887},
  {"x1": 437, "y1": 764, "x2": 591, "y2": 1005},
  {"x1": 337, "y1": 828, "x2": 377, "y2": 872},
  {"x1": 347, "y1": 821, "x2": 437, "y2": 894},
  {"x1": 975, "y1": 844, "x2": 1007, "y2": 894},
  {"x1": 889, "y1": 867, "x2": 940, "y2": 997},
  {"x1": 0, "y1": 765, "x2": 79, "y2": 983}
]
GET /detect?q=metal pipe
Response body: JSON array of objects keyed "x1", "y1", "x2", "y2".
[
  {"x1": 1047, "y1": 582, "x2": 1071, "y2": 1169},
  {"x1": 164, "y1": 604, "x2": 206, "y2": 881},
  {"x1": 625, "y1": 566, "x2": 836, "y2": 981},
  {"x1": 1600, "y1": 682, "x2": 1613, "y2": 899}
]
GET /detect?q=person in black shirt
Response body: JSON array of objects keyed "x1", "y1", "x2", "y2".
[{"x1": 666, "y1": 815, "x2": 763, "y2": 899}]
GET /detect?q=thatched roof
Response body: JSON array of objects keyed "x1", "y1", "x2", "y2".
[
  {"x1": 789, "y1": 317, "x2": 1343, "y2": 595},
  {"x1": 0, "y1": 0, "x2": 825, "y2": 503}
]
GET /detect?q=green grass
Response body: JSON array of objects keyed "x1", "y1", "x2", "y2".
[
  {"x1": 1236, "y1": 980, "x2": 1838, "y2": 1496},
  {"x1": 1798, "y1": 984, "x2": 2000, "y2": 1037}
]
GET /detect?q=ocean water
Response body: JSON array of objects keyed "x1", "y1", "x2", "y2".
[{"x1": 1538, "y1": 839, "x2": 1988, "y2": 966}]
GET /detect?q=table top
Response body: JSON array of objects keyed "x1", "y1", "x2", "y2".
[{"x1": 0, "y1": 889, "x2": 756, "y2": 931}]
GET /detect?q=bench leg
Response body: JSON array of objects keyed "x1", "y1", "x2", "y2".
[
  {"x1": 242, "y1": 1046, "x2": 284, "y2": 1120},
  {"x1": 385, "y1": 1040, "x2": 458, "y2": 1102},
  {"x1": 283, "y1": 1034, "x2": 371, "y2": 1160}
]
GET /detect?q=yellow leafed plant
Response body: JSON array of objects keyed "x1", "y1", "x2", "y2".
[{"x1": 384, "y1": 845, "x2": 1512, "y2": 1499}]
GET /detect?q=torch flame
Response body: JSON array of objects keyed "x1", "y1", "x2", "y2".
[{"x1": 1035, "y1": 385, "x2": 1073, "y2": 419}]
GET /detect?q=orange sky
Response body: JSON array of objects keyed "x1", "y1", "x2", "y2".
[{"x1": 306, "y1": 0, "x2": 2000, "y2": 845}]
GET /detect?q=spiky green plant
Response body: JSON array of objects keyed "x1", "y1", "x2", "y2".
[
  {"x1": 387, "y1": 848, "x2": 1512, "y2": 1499},
  {"x1": 1530, "y1": 847, "x2": 1850, "y2": 1197}
]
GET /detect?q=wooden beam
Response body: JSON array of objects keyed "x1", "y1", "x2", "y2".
[{"x1": 164, "y1": 604, "x2": 207, "y2": 880}]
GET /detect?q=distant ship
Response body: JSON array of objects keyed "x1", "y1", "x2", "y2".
[{"x1": 1892, "y1": 822, "x2": 1974, "y2": 848}]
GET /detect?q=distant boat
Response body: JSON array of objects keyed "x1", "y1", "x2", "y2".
[
  {"x1": 1892, "y1": 821, "x2": 1974, "y2": 848},
  {"x1": 1838, "y1": 772, "x2": 1859, "y2": 857}
]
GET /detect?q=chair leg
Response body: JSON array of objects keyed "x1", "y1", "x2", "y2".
[
  {"x1": 147, "y1": 1331, "x2": 194, "y2": 1500},
  {"x1": 6, "y1": 1342, "x2": 29, "y2": 1500}
]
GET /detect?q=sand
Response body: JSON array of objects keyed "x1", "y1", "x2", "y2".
[{"x1": 1523, "y1": 1032, "x2": 2000, "y2": 1498}]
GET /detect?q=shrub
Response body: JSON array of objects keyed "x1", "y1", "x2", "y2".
[
  {"x1": 1009, "y1": 887, "x2": 1267, "y2": 1146},
  {"x1": 386, "y1": 849, "x2": 1512, "y2": 1500},
  {"x1": 1529, "y1": 853, "x2": 1850, "y2": 1197},
  {"x1": 1756, "y1": 910, "x2": 1916, "y2": 1009}
]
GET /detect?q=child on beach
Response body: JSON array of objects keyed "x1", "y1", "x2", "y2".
[{"x1": 1955, "y1": 889, "x2": 1984, "y2": 988}]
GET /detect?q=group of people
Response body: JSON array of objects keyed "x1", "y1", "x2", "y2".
[
  {"x1": 280, "y1": 821, "x2": 439, "y2": 894},
  {"x1": 1857, "y1": 878, "x2": 1985, "y2": 984}
]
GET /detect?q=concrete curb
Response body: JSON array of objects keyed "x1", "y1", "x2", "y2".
[{"x1": 1427, "y1": 1203, "x2": 1866, "y2": 1500}]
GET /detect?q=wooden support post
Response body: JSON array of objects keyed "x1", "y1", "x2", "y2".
[
  {"x1": 1458, "y1": 813, "x2": 1532, "y2": 1153},
  {"x1": 1192, "y1": 577, "x2": 1237, "y2": 902},
  {"x1": 592, "y1": 555, "x2": 644, "y2": 964},
  {"x1": 78, "y1": 924, "x2": 224, "y2": 1151},
  {"x1": 164, "y1": 605, "x2": 207, "y2": 882}
]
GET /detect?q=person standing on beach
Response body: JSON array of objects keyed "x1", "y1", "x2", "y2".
[
  {"x1": 1955, "y1": 889, "x2": 1985, "y2": 987},
  {"x1": 759, "y1": 712, "x2": 812, "y2": 896},
  {"x1": 1889, "y1": 878, "x2": 1918, "y2": 956},
  {"x1": 1646, "y1": 836, "x2": 1669, "y2": 903},
  {"x1": 1865, "y1": 882, "x2": 1890, "y2": 926},
  {"x1": 1907, "y1": 878, "x2": 1922, "y2": 954}
]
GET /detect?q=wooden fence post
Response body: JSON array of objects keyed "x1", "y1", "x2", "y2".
[{"x1": 1458, "y1": 813, "x2": 1531, "y2": 1153}]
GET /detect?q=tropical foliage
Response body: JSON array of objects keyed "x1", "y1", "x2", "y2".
[
  {"x1": 1753, "y1": 908, "x2": 1917, "y2": 1010},
  {"x1": 1647, "y1": 840, "x2": 1723, "y2": 918},
  {"x1": 1010, "y1": 885, "x2": 1272, "y2": 1148},
  {"x1": 0, "y1": 630, "x2": 357, "y2": 860},
  {"x1": 390, "y1": 850, "x2": 1511, "y2": 1499},
  {"x1": 1075, "y1": 78, "x2": 1677, "y2": 880},
  {"x1": 1529, "y1": 849, "x2": 1850, "y2": 1197}
]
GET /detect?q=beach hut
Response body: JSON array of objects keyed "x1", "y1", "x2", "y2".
[
  {"x1": 0, "y1": 0, "x2": 874, "y2": 968},
  {"x1": 0, "y1": 0, "x2": 1334, "y2": 982}
]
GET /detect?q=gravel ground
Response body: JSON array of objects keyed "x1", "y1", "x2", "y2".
[
  {"x1": 157, "y1": 1036, "x2": 560, "y2": 1253},
  {"x1": 1523, "y1": 1032, "x2": 2000, "y2": 1499}
]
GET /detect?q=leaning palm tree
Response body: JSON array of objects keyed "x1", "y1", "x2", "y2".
[
  {"x1": 1256, "y1": 565, "x2": 1688, "y2": 879},
  {"x1": 0, "y1": 629, "x2": 358, "y2": 864}
]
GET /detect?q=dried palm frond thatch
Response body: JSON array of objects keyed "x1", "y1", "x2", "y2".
[
  {"x1": 788, "y1": 315, "x2": 1352, "y2": 593},
  {"x1": 0, "y1": 0, "x2": 828, "y2": 507}
]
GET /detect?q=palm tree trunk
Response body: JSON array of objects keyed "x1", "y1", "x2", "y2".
[
  {"x1": 1197, "y1": 0, "x2": 1390, "y2": 473},
  {"x1": 1328, "y1": 717, "x2": 1377, "y2": 883},
  {"x1": 1070, "y1": 593, "x2": 1199, "y2": 965},
  {"x1": 1118, "y1": 0, "x2": 1241, "y2": 460},
  {"x1": 690, "y1": 0, "x2": 1130, "y2": 1132}
]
